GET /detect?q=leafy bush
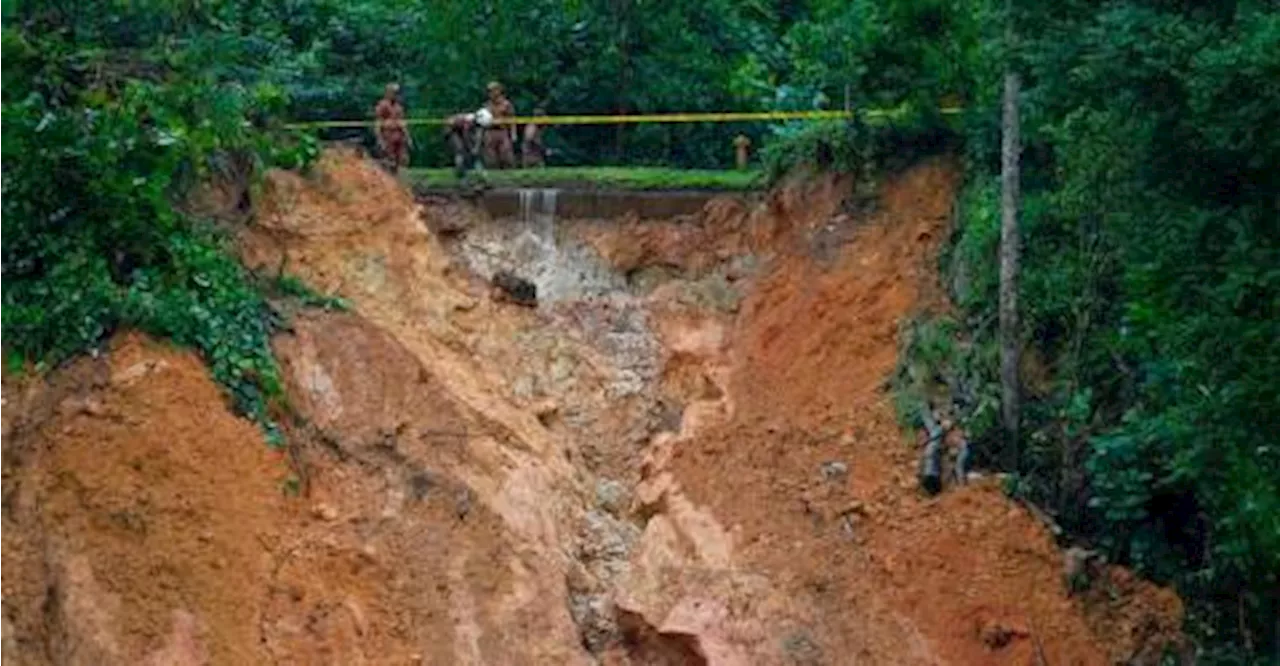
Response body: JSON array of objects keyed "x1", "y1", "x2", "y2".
[
  {"x1": 2, "y1": 4, "x2": 319, "y2": 441},
  {"x1": 761, "y1": 113, "x2": 957, "y2": 188},
  {"x1": 905, "y1": 3, "x2": 1280, "y2": 659},
  {"x1": 771, "y1": 0, "x2": 1280, "y2": 657}
]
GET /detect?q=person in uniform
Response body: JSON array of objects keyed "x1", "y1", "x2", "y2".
[
  {"x1": 522, "y1": 107, "x2": 547, "y2": 168},
  {"x1": 481, "y1": 81, "x2": 516, "y2": 169},
  {"x1": 444, "y1": 112, "x2": 482, "y2": 177},
  {"x1": 374, "y1": 83, "x2": 411, "y2": 173}
]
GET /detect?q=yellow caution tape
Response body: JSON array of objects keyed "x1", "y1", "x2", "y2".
[{"x1": 283, "y1": 107, "x2": 964, "y2": 131}]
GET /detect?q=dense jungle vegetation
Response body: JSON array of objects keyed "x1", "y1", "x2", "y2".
[{"x1": 3, "y1": 0, "x2": 1277, "y2": 660}]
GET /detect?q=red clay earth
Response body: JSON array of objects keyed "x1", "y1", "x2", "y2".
[
  {"x1": 665, "y1": 163, "x2": 1183, "y2": 665},
  {"x1": 2, "y1": 148, "x2": 1182, "y2": 665}
]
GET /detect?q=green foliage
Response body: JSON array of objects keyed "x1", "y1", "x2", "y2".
[
  {"x1": 266, "y1": 274, "x2": 349, "y2": 312},
  {"x1": 911, "y1": 1, "x2": 1280, "y2": 659},
  {"x1": 891, "y1": 314, "x2": 1001, "y2": 451},
  {"x1": 782, "y1": 0, "x2": 983, "y2": 109},
  {"x1": 273, "y1": 0, "x2": 769, "y2": 168},
  {"x1": 761, "y1": 114, "x2": 957, "y2": 189},
  {"x1": 2, "y1": 1, "x2": 318, "y2": 439},
  {"x1": 7, "y1": 0, "x2": 1279, "y2": 659},
  {"x1": 122, "y1": 230, "x2": 285, "y2": 427},
  {"x1": 784, "y1": 0, "x2": 1280, "y2": 655}
]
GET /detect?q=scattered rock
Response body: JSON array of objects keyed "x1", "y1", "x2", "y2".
[
  {"x1": 408, "y1": 472, "x2": 434, "y2": 501},
  {"x1": 579, "y1": 510, "x2": 639, "y2": 562},
  {"x1": 569, "y1": 592, "x2": 617, "y2": 653},
  {"x1": 454, "y1": 487, "x2": 473, "y2": 520},
  {"x1": 595, "y1": 479, "x2": 630, "y2": 517},
  {"x1": 781, "y1": 631, "x2": 823, "y2": 665},
  {"x1": 59, "y1": 396, "x2": 107, "y2": 418},
  {"x1": 533, "y1": 399, "x2": 560, "y2": 426},
  {"x1": 839, "y1": 502, "x2": 868, "y2": 522},
  {"x1": 111, "y1": 359, "x2": 170, "y2": 387},
  {"x1": 978, "y1": 620, "x2": 1029, "y2": 650},
  {"x1": 311, "y1": 503, "x2": 339, "y2": 521},
  {"x1": 490, "y1": 270, "x2": 537, "y2": 307},
  {"x1": 838, "y1": 514, "x2": 857, "y2": 541},
  {"x1": 820, "y1": 461, "x2": 849, "y2": 482},
  {"x1": 433, "y1": 211, "x2": 471, "y2": 235},
  {"x1": 344, "y1": 598, "x2": 368, "y2": 637}
]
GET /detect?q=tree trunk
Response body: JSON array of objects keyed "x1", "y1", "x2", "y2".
[{"x1": 999, "y1": 67, "x2": 1022, "y2": 467}]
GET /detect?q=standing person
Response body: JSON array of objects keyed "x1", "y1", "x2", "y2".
[
  {"x1": 374, "y1": 83, "x2": 411, "y2": 173},
  {"x1": 481, "y1": 81, "x2": 516, "y2": 169},
  {"x1": 522, "y1": 107, "x2": 547, "y2": 168}
]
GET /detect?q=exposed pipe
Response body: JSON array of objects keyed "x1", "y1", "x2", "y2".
[{"x1": 918, "y1": 406, "x2": 944, "y2": 495}]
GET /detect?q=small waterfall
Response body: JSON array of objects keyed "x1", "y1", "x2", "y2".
[
  {"x1": 505, "y1": 189, "x2": 564, "y2": 304},
  {"x1": 459, "y1": 187, "x2": 627, "y2": 306},
  {"x1": 514, "y1": 188, "x2": 559, "y2": 245},
  {"x1": 535, "y1": 188, "x2": 558, "y2": 245},
  {"x1": 517, "y1": 188, "x2": 534, "y2": 225}
]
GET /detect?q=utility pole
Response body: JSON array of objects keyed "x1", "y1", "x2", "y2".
[{"x1": 999, "y1": 0, "x2": 1022, "y2": 469}]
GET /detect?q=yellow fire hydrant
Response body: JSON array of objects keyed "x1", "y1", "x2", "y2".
[{"x1": 733, "y1": 134, "x2": 752, "y2": 170}]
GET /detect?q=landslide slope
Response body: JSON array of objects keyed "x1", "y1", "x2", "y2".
[{"x1": 1, "y1": 148, "x2": 1181, "y2": 665}]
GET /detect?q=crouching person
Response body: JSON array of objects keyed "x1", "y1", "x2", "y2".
[{"x1": 444, "y1": 113, "x2": 481, "y2": 178}]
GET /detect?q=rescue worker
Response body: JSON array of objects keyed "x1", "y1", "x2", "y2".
[
  {"x1": 444, "y1": 112, "x2": 482, "y2": 178},
  {"x1": 481, "y1": 81, "x2": 516, "y2": 169},
  {"x1": 374, "y1": 83, "x2": 411, "y2": 173},
  {"x1": 522, "y1": 107, "x2": 547, "y2": 168}
]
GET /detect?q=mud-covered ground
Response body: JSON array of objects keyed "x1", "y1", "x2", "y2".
[{"x1": 2, "y1": 148, "x2": 1183, "y2": 665}]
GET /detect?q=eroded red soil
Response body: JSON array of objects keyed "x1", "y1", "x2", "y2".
[{"x1": 2, "y1": 149, "x2": 1182, "y2": 665}]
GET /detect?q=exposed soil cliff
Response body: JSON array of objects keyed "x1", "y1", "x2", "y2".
[{"x1": 2, "y1": 148, "x2": 1182, "y2": 665}]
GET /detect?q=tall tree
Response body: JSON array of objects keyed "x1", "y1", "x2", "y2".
[{"x1": 998, "y1": 0, "x2": 1021, "y2": 465}]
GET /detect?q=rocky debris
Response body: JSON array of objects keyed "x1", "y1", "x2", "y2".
[
  {"x1": 570, "y1": 591, "x2": 618, "y2": 653},
  {"x1": 59, "y1": 395, "x2": 108, "y2": 418},
  {"x1": 781, "y1": 631, "x2": 823, "y2": 665},
  {"x1": 614, "y1": 608, "x2": 709, "y2": 665},
  {"x1": 453, "y1": 487, "x2": 474, "y2": 521},
  {"x1": 596, "y1": 479, "x2": 630, "y2": 517},
  {"x1": 977, "y1": 619, "x2": 1030, "y2": 650},
  {"x1": 312, "y1": 503, "x2": 340, "y2": 521},
  {"x1": 533, "y1": 398, "x2": 560, "y2": 426},
  {"x1": 569, "y1": 510, "x2": 643, "y2": 653},
  {"x1": 819, "y1": 461, "x2": 848, "y2": 483},
  {"x1": 407, "y1": 471, "x2": 434, "y2": 501},
  {"x1": 491, "y1": 270, "x2": 538, "y2": 307}
]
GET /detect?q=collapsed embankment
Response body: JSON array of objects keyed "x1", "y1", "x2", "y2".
[{"x1": 2, "y1": 148, "x2": 1182, "y2": 665}]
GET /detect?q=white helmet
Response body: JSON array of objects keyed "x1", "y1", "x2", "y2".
[{"x1": 474, "y1": 108, "x2": 494, "y2": 128}]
